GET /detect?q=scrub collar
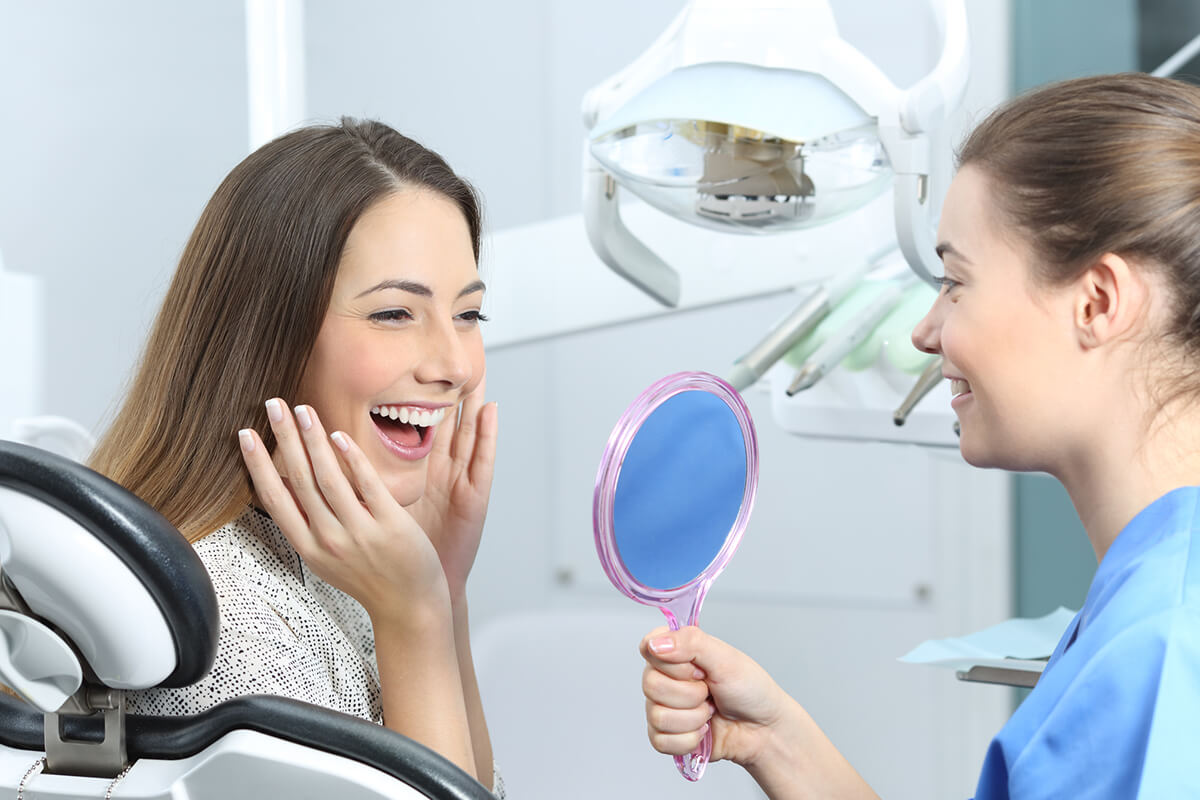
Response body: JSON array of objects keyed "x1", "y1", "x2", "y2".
[{"x1": 1074, "y1": 485, "x2": 1199, "y2": 639}]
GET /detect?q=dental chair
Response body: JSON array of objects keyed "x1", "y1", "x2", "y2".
[{"x1": 0, "y1": 441, "x2": 492, "y2": 799}]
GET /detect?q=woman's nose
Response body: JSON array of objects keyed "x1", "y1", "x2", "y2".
[
  {"x1": 415, "y1": 322, "x2": 471, "y2": 389},
  {"x1": 911, "y1": 302, "x2": 942, "y2": 355}
]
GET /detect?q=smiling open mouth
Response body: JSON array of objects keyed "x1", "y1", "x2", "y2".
[{"x1": 370, "y1": 405, "x2": 447, "y2": 449}]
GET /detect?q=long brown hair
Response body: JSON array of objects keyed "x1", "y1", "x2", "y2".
[
  {"x1": 957, "y1": 73, "x2": 1200, "y2": 364},
  {"x1": 89, "y1": 119, "x2": 482, "y2": 542}
]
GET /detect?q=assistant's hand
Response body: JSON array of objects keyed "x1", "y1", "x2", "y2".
[
  {"x1": 641, "y1": 626, "x2": 880, "y2": 800},
  {"x1": 405, "y1": 374, "x2": 498, "y2": 601},
  {"x1": 239, "y1": 399, "x2": 450, "y2": 625},
  {"x1": 641, "y1": 626, "x2": 791, "y2": 769}
]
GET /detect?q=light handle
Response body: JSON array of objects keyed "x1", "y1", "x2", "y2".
[{"x1": 583, "y1": 149, "x2": 681, "y2": 307}]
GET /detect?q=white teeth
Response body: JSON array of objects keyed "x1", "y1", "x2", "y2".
[
  {"x1": 951, "y1": 379, "x2": 970, "y2": 397},
  {"x1": 370, "y1": 405, "x2": 447, "y2": 427}
]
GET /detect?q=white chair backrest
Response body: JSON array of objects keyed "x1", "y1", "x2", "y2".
[{"x1": 0, "y1": 486, "x2": 176, "y2": 692}]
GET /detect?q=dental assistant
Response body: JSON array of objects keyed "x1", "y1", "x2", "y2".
[
  {"x1": 88, "y1": 119, "x2": 504, "y2": 796},
  {"x1": 639, "y1": 72, "x2": 1200, "y2": 799}
]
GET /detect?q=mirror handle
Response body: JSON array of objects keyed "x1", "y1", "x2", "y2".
[
  {"x1": 661, "y1": 590, "x2": 712, "y2": 781},
  {"x1": 675, "y1": 729, "x2": 713, "y2": 782}
]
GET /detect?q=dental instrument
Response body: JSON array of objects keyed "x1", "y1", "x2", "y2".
[
  {"x1": 786, "y1": 280, "x2": 910, "y2": 395},
  {"x1": 726, "y1": 245, "x2": 894, "y2": 391},
  {"x1": 893, "y1": 356, "x2": 944, "y2": 426}
]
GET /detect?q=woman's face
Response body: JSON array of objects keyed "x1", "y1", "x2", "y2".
[
  {"x1": 296, "y1": 190, "x2": 485, "y2": 506},
  {"x1": 911, "y1": 166, "x2": 1081, "y2": 471}
]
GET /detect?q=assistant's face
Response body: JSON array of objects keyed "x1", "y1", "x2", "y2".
[
  {"x1": 296, "y1": 190, "x2": 485, "y2": 505},
  {"x1": 911, "y1": 166, "x2": 1079, "y2": 471}
]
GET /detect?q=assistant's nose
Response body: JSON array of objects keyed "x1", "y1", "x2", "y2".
[
  {"x1": 414, "y1": 318, "x2": 472, "y2": 390},
  {"x1": 911, "y1": 295, "x2": 944, "y2": 355}
]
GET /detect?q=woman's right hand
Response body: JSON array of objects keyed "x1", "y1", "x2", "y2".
[
  {"x1": 238, "y1": 398, "x2": 450, "y2": 625},
  {"x1": 240, "y1": 399, "x2": 478, "y2": 776}
]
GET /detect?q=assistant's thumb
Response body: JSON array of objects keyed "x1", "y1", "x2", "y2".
[{"x1": 646, "y1": 625, "x2": 747, "y2": 680}]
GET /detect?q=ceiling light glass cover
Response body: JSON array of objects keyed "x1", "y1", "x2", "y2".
[{"x1": 590, "y1": 119, "x2": 890, "y2": 234}]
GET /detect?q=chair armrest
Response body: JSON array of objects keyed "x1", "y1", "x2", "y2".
[{"x1": 0, "y1": 693, "x2": 494, "y2": 800}]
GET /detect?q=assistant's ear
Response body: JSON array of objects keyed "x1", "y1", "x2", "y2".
[{"x1": 1073, "y1": 253, "x2": 1150, "y2": 349}]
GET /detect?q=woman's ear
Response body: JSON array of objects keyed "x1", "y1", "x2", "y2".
[{"x1": 1073, "y1": 253, "x2": 1149, "y2": 349}]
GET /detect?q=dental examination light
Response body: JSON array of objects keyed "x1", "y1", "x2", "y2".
[{"x1": 581, "y1": 0, "x2": 968, "y2": 309}]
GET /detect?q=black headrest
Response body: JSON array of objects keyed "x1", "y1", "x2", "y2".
[{"x1": 0, "y1": 441, "x2": 218, "y2": 687}]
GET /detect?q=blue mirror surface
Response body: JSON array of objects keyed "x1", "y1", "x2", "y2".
[{"x1": 613, "y1": 389, "x2": 747, "y2": 591}]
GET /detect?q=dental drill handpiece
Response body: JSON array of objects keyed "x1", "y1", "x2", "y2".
[
  {"x1": 725, "y1": 247, "x2": 893, "y2": 392},
  {"x1": 893, "y1": 356, "x2": 944, "y2": 426},
  {"x1": 726, "y1": 287, "x2": 830, "y2": 391},
  {"x1": 785, "y1": 281, "x2": 907, "y2": 396}
]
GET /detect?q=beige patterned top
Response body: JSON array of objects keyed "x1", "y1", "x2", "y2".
[{"x1": 127, "y1": 507, "x2": 504, "y2": 797}]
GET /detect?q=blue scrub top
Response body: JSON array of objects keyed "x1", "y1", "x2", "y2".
[{"x1": 974, "y1": 486, "x2": 1200, "y2": 799}]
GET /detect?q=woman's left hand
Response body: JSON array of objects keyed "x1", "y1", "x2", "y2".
[{"x1": 406, "y1": 374, "x2": 498, "y2": 601}]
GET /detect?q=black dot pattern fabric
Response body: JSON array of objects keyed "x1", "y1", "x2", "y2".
[
  {"x1": 126, "y1": 506, "x2": 505, "y2": 797},
  {"x1": 127, "y1": 507, "x2": 383, "y2": 721}
]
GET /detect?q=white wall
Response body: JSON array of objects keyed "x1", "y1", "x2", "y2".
[{"x1": 0, "y1": 1, "x2": 249, "y2": 431}]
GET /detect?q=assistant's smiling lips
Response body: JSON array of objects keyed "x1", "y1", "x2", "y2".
[{"x1": 946, "y1": 375, "x2": 973, "y2": 410}]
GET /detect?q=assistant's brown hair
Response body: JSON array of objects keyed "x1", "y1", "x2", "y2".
[
  {"x1": 89, "y1": 119, "x2": 482, "y2": 542},
  {"x1": 957, "y1": 73, "x2": 1200, "y2": 364}
]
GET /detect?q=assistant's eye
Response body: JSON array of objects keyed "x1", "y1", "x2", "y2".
[
  {"x1": 933, "y1": 276, "x2": 961, "y2": 294},
  {"x1": 456, "y1": 310, "x2": 490, "y2": 324},
  {"x1": 369, "y1": 308, "x2": 413, "y2": 323}
]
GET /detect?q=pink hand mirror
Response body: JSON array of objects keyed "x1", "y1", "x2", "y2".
[{"x1": 593, "y1": 371, "x2": 759, "y2": 781}]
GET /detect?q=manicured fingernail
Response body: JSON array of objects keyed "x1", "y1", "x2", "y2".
[
  {"x1": 694, "y1": 667, "x2": 706, "y2": 680},
  {"x1": 238, "y1": 429, "x2": 255, "y2": 453},
  {"x1": 330, "y1": 431, "x2": 349, "y2": 452},
  {"x1": 648, "y1": 636, "x2": 674, "y2": 655},
  {"x1": 294, "y1": 405, "x2": 312, "y2": 431},
  {"x1": 265, "y1": 398, "x2": 284, "y2": 423}
]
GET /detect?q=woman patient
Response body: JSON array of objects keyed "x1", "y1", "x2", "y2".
[{"x1": 89, "y1": 118, "x2": 503, "y2": 795}]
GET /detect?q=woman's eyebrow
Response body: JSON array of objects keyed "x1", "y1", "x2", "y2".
[
  {"x1": 355, "y1": 279, "x2": 431, "y2": 298},
  {"x1": 457, "y1": 280, "x2": 486, "y2": 299},
  {"x1": 353, "y1": 279, "x2": 486, "y2": 299}
]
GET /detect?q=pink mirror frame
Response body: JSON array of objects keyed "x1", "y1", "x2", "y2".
[{"x1": 592, "y1": 371, "x2": 759, "y2": 780}]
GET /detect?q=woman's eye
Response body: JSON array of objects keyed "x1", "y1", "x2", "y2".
[
  {"x1": 934, "y1": 276, "x2": 960, "y2": 294},
  {"x1": 369, "y1": 308, "x2": 413, "y2": 323},
  {"x1": 456, "y1": 310, "x2": 490, "y2": 324}
]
